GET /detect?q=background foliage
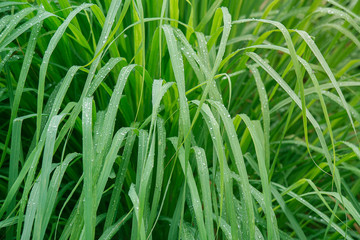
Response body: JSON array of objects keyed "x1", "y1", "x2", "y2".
[{"x1": 1, "y1": 0, "x2": 360, "y2": 239}]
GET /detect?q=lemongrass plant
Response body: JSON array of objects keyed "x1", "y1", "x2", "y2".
[{"x1": 1, "y1": 0, "x2": 360, "y2": 239}]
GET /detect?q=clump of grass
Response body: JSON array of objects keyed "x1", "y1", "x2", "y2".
[{"x1": 1, "y1": 0, "x2": 360, "y2": 239}]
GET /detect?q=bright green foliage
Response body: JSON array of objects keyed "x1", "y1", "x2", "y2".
[{"x1": 1, "y1": 0, "x2": 360, "y2": 239}]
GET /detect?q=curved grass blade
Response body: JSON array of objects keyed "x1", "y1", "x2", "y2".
[
  {"x1": 273, "y1": 181, "x2": 354, "y2": 239},
  {"x1": 10, "y1": 66, "x2": 80, "y2": 237},
  {"x1": 316, "y1": 23, "x2": 360, "y2": 49},
  {"x1": 248, "y1": 65, "x2": 270, "y2": 170},
  {"x1": 238, "y1": 114, "x2": 279, "y2": 240},
  {"x1": 244, "y1": 43, "x2": 337, "y2": 176},
  {"x1": 96, "y1": 127, "x2": 131, "y2": 205},
  {"x1": 0, "y1": 10, "x2": 54, "y2": 50},
  {"x1": 232, "y1": 18, "x2": 308, "y2": 167},
  {"x1": 129, "y1": 184, "x2": 146, "y2": 240},
  {"x1": 7, "y1": 114, "x2": 36, "y2": 239},
  {"x1": 295, "y1": 29, "x2": 357, "y2": 142},
  {"x1": 207, "y1": 100, "x2": 255, "y2": 239},
  {"x1": 271, "y1": 186, "x2": 306, "y2": 240},
  {"x1": 193, "y1": 100, "x2": 240, "y2": 239},
  {"x1": 0, "y1": 21, "x2": 42, "y2": 168},
  {"x1": 96, "y1": 65, "x2": 135, "y2": 154},
  {"x1": 246, "y1": 52, "x2": 340, "y2": 190},
  {"x1": 87, "y1": 57, "x2": 125, "y2": 96},
  {"x1": 169, "y1": 138, "x2": 207, "y2": 240},
  {"x1": 99, "y1": 211, "x2": 133, "y2": 240},
  {"x1": 0, "y1": 7, "x2": 36, "y2": 44},
  {"x1": 40, "y1": 153, "x2": 80, "y2": 239},
  {"x1": 315, "y1": 8, "x2": 360, "y2": 34},
  {"x1": 36, "y1": 3, "x2": 92, "y2": 142},
  {"x1": 104, "y1": 131, "x2": 136, "y2": 229},
  {"x1": 34, "y1": 113, "x2": 67, "y2": 240}
]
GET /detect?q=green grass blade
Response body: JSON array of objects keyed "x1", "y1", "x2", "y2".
[
  {"x1": 82, "y1": 96, "x2": 95, "y2": 240},
  {"x1": 104, "y1": 131, "x2": 136, "y2": 229},
  {"x1": 208, "y1": 100, "x2": 255, "y2": 239},
  {"x1": 246, "y1": 52, "x2": 337, "y2": 181},
  {"x1": 36, "y1": 3, "x2": 92, "y2": 142},
  {"x1": 0, "y1": 21, "x2": 42, "y2": 168},
  {"x1": 168, "y1": 137, "x2": 207, "y2": 240},
  {"x1": 248, "y1": 65, "x2": 270, "y2": 170},
  {"x1": 21, "y1": 182, "x2": 40, "y2": 240},
  {"x1": 129, "y1": 184, "x2": 146, "y2": 240},
  {"x1": 41, "y1": 153, "x2": 80, "y2": 239},
  {"x1": 238, "y1": 114, "x2": 279, "y2": 239},
  {"x1": 0, "y1": 7, "x2": 36, "y2": 44},
  {"x1": 96, "y1": 128, "x2": 131, "y2": 205},
  {"x1": 271, "y1": 186, "x2": 306, "y2": 240},
  {"x1": 97, "y1": 65, "x2": 135, "y2": 154},
  {"x1": 193, "y1": 100, "x2": 240, "y2": 239},
  {"x1": 99, "y1": 211, "x2": 133, "y2": 240},
  {"x1": 295, "y1": 29, "x2": 357, "y2": 142},
  {"x1": 193, "y1": 146, "x2": 214, "y2": 240}
]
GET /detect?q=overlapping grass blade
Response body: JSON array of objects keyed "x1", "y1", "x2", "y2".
[
  {"x1": 193, "y1": 100, "x2": 240, "y2": 239},
  {"x1": 246, "y1": 52, "x2": 339, "y2": 184},
  {"x1": 0, "y1": 10, "x2": 54, "y2": 50},
  {"x1": 0, "y1": 21, "x2": 42, "y2": 168},
  {"x1": 36, "y1": 3, "x2": 92, "y2": 141},
  {"x1": 169, "y1": 137, "x2": 207, "y2": 240},
  {"x1": 1, "y1": 1, "x2": 360, "y2": 239},
  {"x1": 208, "y1": 100, "x2": 255, "y2": 239}
]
